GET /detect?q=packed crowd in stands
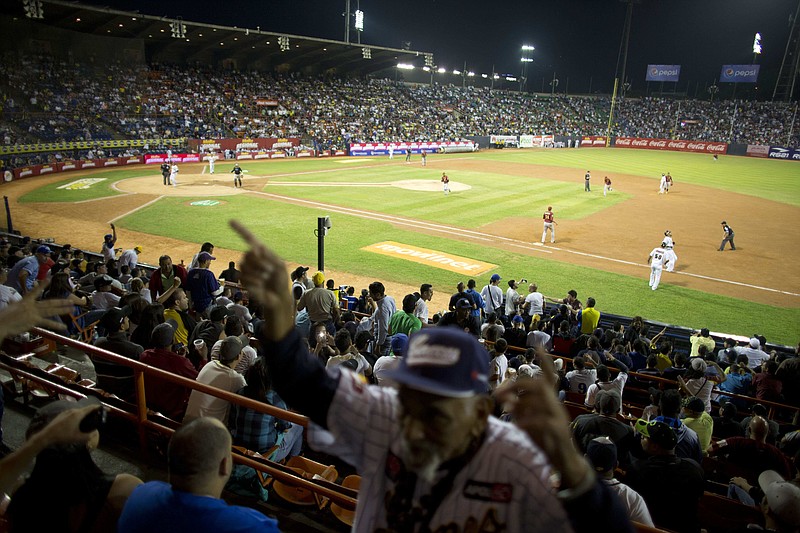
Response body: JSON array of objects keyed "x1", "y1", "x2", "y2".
[
  {"x1": 1, "y1": 226, "x2": 799, "y2": 532},
  {"x1": 1, "y1": 51, "x2": 798, "y2": 170}
]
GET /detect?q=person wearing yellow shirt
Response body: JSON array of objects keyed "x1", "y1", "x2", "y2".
[
  {"x1": 164, "y1": 288, "x2": 191, "y2": 346},
  {"x1": 578, "y1": 297, "x2": 600, "y2": 334}
]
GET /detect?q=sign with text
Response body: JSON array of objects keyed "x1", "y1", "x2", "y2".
[
  {"x1": 362, "y1": 242, "x2": 497, "y2": 275},
  {"x1": 720, "y1": 64, "x2": 760, "y2": 83},
  {"x1": 614, "y1": 137, "x2": 727, "y2": 154},
  {"x1": 768, "y1": 146, "x2": 800, "y2": 161},
  {"x1": 646, "y1": 64, "x2": 681, "y2": 82}
]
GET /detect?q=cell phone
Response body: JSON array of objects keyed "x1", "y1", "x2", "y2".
[{"x1": 79, "y1": 405, "x2": 108, "y2": 433}]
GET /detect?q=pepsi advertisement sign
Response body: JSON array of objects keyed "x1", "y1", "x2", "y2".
[
  {"x1": 720, "y1": 64, "x2": 760, "y2": 83},
  {"x1": 646, "y1": 65, "x2": 681, "y2": 82}
]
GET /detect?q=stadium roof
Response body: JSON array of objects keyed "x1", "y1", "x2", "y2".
[{"x1": 1, "y1": 0, "x2": 434, "y2": 77}]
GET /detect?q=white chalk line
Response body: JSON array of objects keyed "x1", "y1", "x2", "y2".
[
  {"x1": 268, "y1": 181, "x2": 392, "y2": 187},
  {"x1": 107, "y1": 195, "x2": 165, "y2": 224}
]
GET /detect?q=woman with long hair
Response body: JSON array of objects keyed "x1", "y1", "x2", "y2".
[
  {"x1": 42, "y1": 271, "x2": 89, "y2": 334},
  {"x1": 128, "y1": 303, "x2": 165, "y2": 349}
]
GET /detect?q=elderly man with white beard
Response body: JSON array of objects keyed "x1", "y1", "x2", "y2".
[{"x1": 229, "y1": 220, "x2": 631, "y2": 533}]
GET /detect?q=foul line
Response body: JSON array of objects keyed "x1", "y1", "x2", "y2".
[
  {"x1": 268, "y1": 181, "x2": 393, "y2": 187},
  {"x1": 107, "y1": 195, "x2": 165, "y2": 224},
  {"x1": 248, "y1": 190, "x2": 799, "y2": 297},
  {"x1": 246, "y1": 157, "x2": 472, "y2": 181}
]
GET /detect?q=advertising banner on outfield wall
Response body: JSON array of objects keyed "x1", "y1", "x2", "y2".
[
  {"x1": 614, "y1": 137, "x2": 727, "y2": 154},
  {"x1": 580, "y1": 136, "x2": 608, "y2": 147},
  {"x1": 519, "y1": 135, "x2": 555, "y2": 148},
  {"x1": 768, "y1": 146, "x2": 800, "y2": 160},
  {"x1": 348, "y1": 141, "x2": 476, "y2": 156},
  {"x1": 720, "y1": 64, "x2": 760, "y2": 83},
  {"x1": 8, "y1": 156, "x2": 144, "y2": 181},
  {"x1": 746, "y1": 145, "x2": 770, "y2": 158},
  {"x1": 646, "y1": 65, "x2": 681, "y2": 82}
]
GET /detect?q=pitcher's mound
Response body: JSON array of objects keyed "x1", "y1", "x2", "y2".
[
  {"x1": 393, "y1": 180, "x2": 471, "y2": 192},
  {"x1": 115, "y1": 173, "x2": 249, "y2": 196}
]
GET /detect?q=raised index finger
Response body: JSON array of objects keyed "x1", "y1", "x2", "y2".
[
  {"x1": 535, "y1": 348, "x2": 558, "y2": 389},
  {"x1": 229, "y1": 220, "x2": 259, "y2": 247}
]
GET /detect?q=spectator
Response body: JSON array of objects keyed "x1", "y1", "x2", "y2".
[
  {"x1": 707, "y1": 416, "x2": 794, "y2": 481},
  {"x1": 571, "y1": 390, "x2": 636, "y2": 467},
  {"x1": 652, "y1": 389, "x2": 703, "y2": 463},
  {"x1": 577, "y1": 297, "x2": 600, "y2": 335},
  {"x1": 413, "y1": 283, "x2": 433, "y2": 325},
  {"x1": 93, "y1": 306, "x2": 143, "y2": 400},
  {"x1": 185, "y1": 251, "x2": 223, "y2": 315},
  {"x1": 388, "y1": 294, "x2": 423, "y2": 336},
  {"x1": 129, "y1": 303, "x2": 166, "y2": 349},
  {"x1": 219, "y1": 261, "x2": 241, "y2": 284},
  {"x1": 688, "y1": 328, "x2": 715, "y2": 358},
  {"x1": 148, "y1": 255, "x2": 187, "y2": 301},
  {"x1": 736, "y1": 337, "x2": 771, "y2": 369},
  {"x1": 678, "y1": 358, "x2": 726, "y2": 412},
  {"x1": 185, "y1": 335, "x2": 247, "y2": 424},
  {"x1": 139, "y1": 323, "x2": 198, "y2": 420},
  {"x1": 753, "y1": 360, "x2": 783, "y2": 402},
  {"x1": 118, "y1": 417, "x2": 279, "y2": 533},
  {"x1": 712, "y1": 402, "x2": 744, "y2": 439},
  {"x1": 296, "y1": 272, "x2": 339, "y2": 335},
  {"x1": 680, "y1": 396, "x2": 714, "y2": 454},
  {"x1": 437, "y1": 297, "x2": 481, "y2": 337},
  {"x1": 584, "y1": 362, "x2": 629, "y2": 413},
  {"x1": 566, "y1": 356, "x2": 596, "y2": 395}
]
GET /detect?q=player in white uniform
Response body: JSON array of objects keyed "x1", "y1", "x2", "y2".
[
  {"x1": 207, "y1": 154, "x2": 217, "y2": 174},
  {"x1": 662, "y1": 230, "x2": 677, "y2": 272},
  {"x1": 388, "y1": 145, "x2": 394, "y2": 159},
  {"x1": 169, "y1": 164, "x2": 179, "y2": 186},
  {"x1": 230, "y1": 221, "x2": 632, "y2": 533},
  {"x1": 658, "y1": 174, "x2": 667, "y2": 194},
  {"x1": 648, "y1": 243, "x2": 668, "y2": 290}
]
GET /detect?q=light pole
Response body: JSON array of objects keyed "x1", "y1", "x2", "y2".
[
  {"x1": 708, "y1": 83, "x2": 719, "y2": 102},
  {"x1": 521, "y1": 44, "x2": 534, "y2": 92},
  {"x1": 550, "y1": 73, "x2": 559, "y2": 96},
  {"x1": 316, "y1": 216, "x2": 331, "y2": 272}
]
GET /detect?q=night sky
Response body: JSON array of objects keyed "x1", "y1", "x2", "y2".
[{"x1": 79, "y1": 0, "x2": 797, "y2": 95}]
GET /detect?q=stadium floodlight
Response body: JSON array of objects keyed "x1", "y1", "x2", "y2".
[
  {"x1": 521, "y1": 45, "x2": 535, "y2": 51},
  {"x1": 521, "y1": 57, "x2": 534, "y2": 63},
  {"x1": 481, "y1": 73, "x2": 488, "y2": 79},
  {"x1": 493, "y1": 74, "x2": 500, "y2": 80},
  {"x1": 397, "y1": 63, "x2": 415, "y2": 70},
  {"x1": 506, "y1": 76, "x2": 517, "y2": 82},
  {"x1": 278, "y1": 35, "x2": 290, "y2": 51},
  {"x1": 22, "y1": 0, "x2": 44, "y2": 19},
  {"x1": 467, "y1": 71, "x2": 475, "y2": 77},
  {"x1": 452, "y1": 69, "x2": 461, "y2": 75},
  {"x1": 437, "y1": 67, "x2": 446, "y2": 74},
  {"x1": 362, "y1": 47, "x2": 371, "y2": 59},
  {"x1": 753, "y1": 32, "x2": 762, "y2": 55},
  {"x1": 422, "y1": 66, "x2": 431, "y2": 72},
  {"x1": 354, "y1": 10, "x2": 364, "y2": 31},
  {"x1": 169, "y1": 21, "x2": 186, "y2": 39},
  {"x1": 424, "y1": 53, "x2": 434, "y2": 68}
]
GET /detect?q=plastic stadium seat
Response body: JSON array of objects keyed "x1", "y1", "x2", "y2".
[
  {"x1": 271, "y1": 456, "x2": 338, "y2": 506},
  {"x1": 329, "y1": 475, "x2": 360, "y2": 526}
]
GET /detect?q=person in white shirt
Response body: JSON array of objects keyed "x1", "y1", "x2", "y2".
[
  {"x1": 118, "y1": 246, "x2": 142, "y2": 272},
  {"x1": 480, "y1": 274, "x2": 504, "y2": 317},
  {"x1": 585, "y1": 360, "x2": 629, "y2": 413},
  {"x1": 488, "y1": 339, "x2": 509, "y2": 390},
  {"x1": 413, "y1": 284, "x2": 433, "y2": 325},
  {"x1": 647, "y1": 244, "x2": 668, "y2": 291},
  {"x1": 735, "y1": 337, "x2": 771, "y2": 369},
  {"x1": 505, "y1": 280, "x2": 521, "y2": 319},
  {"x1": 522, "y1": 282, "x2": 544, "y2": 323},
  {"x1": 0, "y1": 268, "x2": 22, "y2": 310},
  {"x1": 566, "y1": 356, "x2": 597, "y2": 395},
  {"x1": 184, "y1": 336, "x2": 247, "y2": 425},
  {"x1": 586, "y1": 437, "x2": 654, "y2": 527}
]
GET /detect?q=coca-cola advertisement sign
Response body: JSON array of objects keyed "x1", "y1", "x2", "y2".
[{"x1": 614, "y1": 137, "x2": 727, "y2": 154}]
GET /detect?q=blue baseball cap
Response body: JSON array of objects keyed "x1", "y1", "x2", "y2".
[
  {"x1": 390, "y1": 333, "x2": 409, "y2": 355},
  {"x1": 385, "y1": 328, "x2": 489, "y2": 398},
  {"x1": 490, "y1": 273, "x2": 501, "y2": 282}
]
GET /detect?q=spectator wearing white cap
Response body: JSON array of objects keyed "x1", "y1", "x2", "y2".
[
  {"x1": 736, "y1": 337, "x2": 771, "y2": 369},
  {"x1": 118, "y1": 245, "x2": 142, "y2": 272},
  {"x1": 678, "y1": 357, "x2": 726, "y2": 413}
]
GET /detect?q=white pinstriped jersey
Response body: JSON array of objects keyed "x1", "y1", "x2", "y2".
[
  {"x1": 649, "y1": 247, "x2": 667, "y2": 269},
  {"x1": 662, "y1": 236, "x2": 674, "y2": 249},
  {"x1": 326, "y1": 370, "x2": 572, "y2": 532}
]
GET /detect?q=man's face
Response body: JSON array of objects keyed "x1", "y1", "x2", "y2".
[
  {"x1": 397, "y1": 387, "x2": 487, "y2": 482},
  {"x1": 176, "y1": 289, "x2": 189, "y2": 311},
  {"x1": 456, "y1": 308, "x2": 470, "y2": 321},
  {"x1": 457, "y1": 282, "x2": 464, "y2": 293},
  {"x1": 369, "y1": 289, "x2": 383, "y2": 301},
  {"x1": 160, "y1": 257, "x2": 172, "y2": 274},
  {"x1": 97, "y1": 264, "x2": 107, "y2": 275},
  {"x1": 423, "y1": 288, "x2": 433, "y2": 301}
]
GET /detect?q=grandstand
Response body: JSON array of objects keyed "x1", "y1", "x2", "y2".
[{"x1": 1, "y1": 2, "x2": 799, "y2": 532}]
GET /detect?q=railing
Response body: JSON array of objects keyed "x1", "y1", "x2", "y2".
[{"x1": 0, "y1": 327, "x2": 357, "y2": 511}]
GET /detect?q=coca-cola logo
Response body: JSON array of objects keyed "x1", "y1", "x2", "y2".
[
  {"x1": 632, "y1": 139, "x2": 648, "y2": 146},
  {"x1": 615, "y1": 138, "x2": 632, "y2": 146},
  {"x1": 708, "y1": 144, "x2": 726, "y2": 153},
  {"x1": 668, "y1": 141, "x2": 687, "y2": 149},
  {"x1": 687, "y1": 143, "x2": 705, "y2": 150},
  {"x1": 649, "y1": 140, "x2": 667, "y2": 147}
]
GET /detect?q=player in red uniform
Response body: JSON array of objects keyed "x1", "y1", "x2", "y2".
[
  {"x1": 541, "y1": 206, "x2": 557, "y2": 243},
  {"x1": 441, "y1": 171, "x2": 450, "y2": 195},
  {"x1": 603, "y1": 176, "x2": 613, "y2": 197}
]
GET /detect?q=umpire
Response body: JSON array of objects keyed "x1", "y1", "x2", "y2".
[{"x1": 160, "y1": 162, "x2": 170, "y2": 186}]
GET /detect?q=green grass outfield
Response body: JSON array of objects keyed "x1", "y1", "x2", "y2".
[
  {"x1": 18, "y1": 168, "x2": 160, "y2": 203},
  {"x1": 23, "y1": 148, "x2": 799, "y2": 343}
]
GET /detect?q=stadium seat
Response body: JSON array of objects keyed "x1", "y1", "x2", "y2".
[
  {"x1": 329, "y1": 475, "x2": 360, "y2": 526},
  {"x1": 271, "y1": 456, "x2": 338, "y2": 506}
]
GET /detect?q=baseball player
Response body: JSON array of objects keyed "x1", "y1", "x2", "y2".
[
  {"x1": 207, "y1": 154, "x2": 217, "y2": 174},
  {"x1": 421, "y1": 150, "x2": 427, "y2": 166},
  {"x1": 603, "y1": 176, "x2": 613, "y2": 197},
  {"x1": 231, "y1": 163, "x2": 244, "y2": 188},
  {"x1": 388, "y1": 145, "x2": 394, "y2": 159},
  {"x1": 664, "y1": 172, "x2": 673, "y2": 193},
  {"x1": 648, "y1": 243, "x2": 669, "y2": 290},
  {"x1": 169, "y1": 163, "x2": 179, "y2": 186},
  {"x1": 658, "y1": 173, "x2": 667, "y2": 194},
  {"x1": 719, "y1": 221, "x2": 735, "y2": 251},
  {"x1": 541, "y1": 206, "x2": 557, "y2": 243},
  {"x1": 160, "y1": 162, "x2": 171, "y2": 186},
  {"x1": 662, "y1": 230, "x2": 677, "y2": 272},
  {"x1": 584, "y1": 170, "x2": 591, "y2": 192},
  {"x1": 441, "y1": 171, "x2": 450, "y2": 195},
  {"x1": 405, "y1": 147, "x2": 412, "y2": 162}
]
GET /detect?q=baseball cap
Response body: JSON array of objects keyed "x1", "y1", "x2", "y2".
[
  {"x1": 700, "y1": 328, "x2": 710, "y2": 337},
  {"x1": 490, "y1": 273, "x2": 501, "y2": 282},
  {"x1": 635, "y1": 419, "x2": 678, "y2": 449},
  {"x1": 197, "y1": 251, "x2": 216, "y2": 262},
  {"x1": 312, "y1": 272, "x2": 325, "y2": 286},
  {"x1": 456, "y1": 297, "x2": 472, "y2": 310},
  {"x1": 35, "y1": 245, "x2": 52, "y2": 255},
  {"x1": 291, "y1": 266, "x2": 309, "y2": 280},
  {"x1": 749, "y1": 337, "x2": 760, "y2": 348},
  {"x1": 151, "y1": 323, "x2": 175, "y2": 348},
  {"x1": 512, "y1": 315, "x2": 524, "y2": 323},
  {"x1": 690, "y1": 358, "x2": 707, "y2": 373},
  {"x1": 721, "y1": 221, "x2": 727, "y2": 225},
  {"x1": 209, "y1": 305, "x2": 233, "y2": 322},
  {"x1": 27, "y1": 396, "x2": 103, "y2": 442},
  {"x1": 385, "y1": 328, "x2": 489, "y2": 398},
  {"x1": 683, "y1": 396, "x2": 705, "y2": 413},
  {"x1": 93, "y1": 275, "x2": 114, "y2": 289},
  {"x1": 758, "y1": 471, "x2": 800, "y2": 527},
  {"x1": 104, "y1": 234, "x2": 113, "y2": 240},
  {"x1": 99, "y1": 305, "x2": 132, "y2": 332},
  {"x1": 219, "y1": 336, "x2": 243, "y2": 363},
  {"x1": 586, "y1": 436, "x2": 617, "y2": 473},
  {"x1": 134, "y1": 246, "x2": 143, "y2": 253},
  {"x1": 596, "y1": 389, "x2": 621, "y2": 414},
  {"x1": 390, "y1": 333, "x2": 409, "y2": 356}
]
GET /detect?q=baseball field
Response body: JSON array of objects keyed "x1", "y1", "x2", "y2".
[{"x1": 6, "y1": 148, "x2": 800, "y2": 344}]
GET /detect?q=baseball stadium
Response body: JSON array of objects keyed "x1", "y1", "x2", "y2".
[{"x1": 0, "y1": 1, "x2": 799, "y2": 532}]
